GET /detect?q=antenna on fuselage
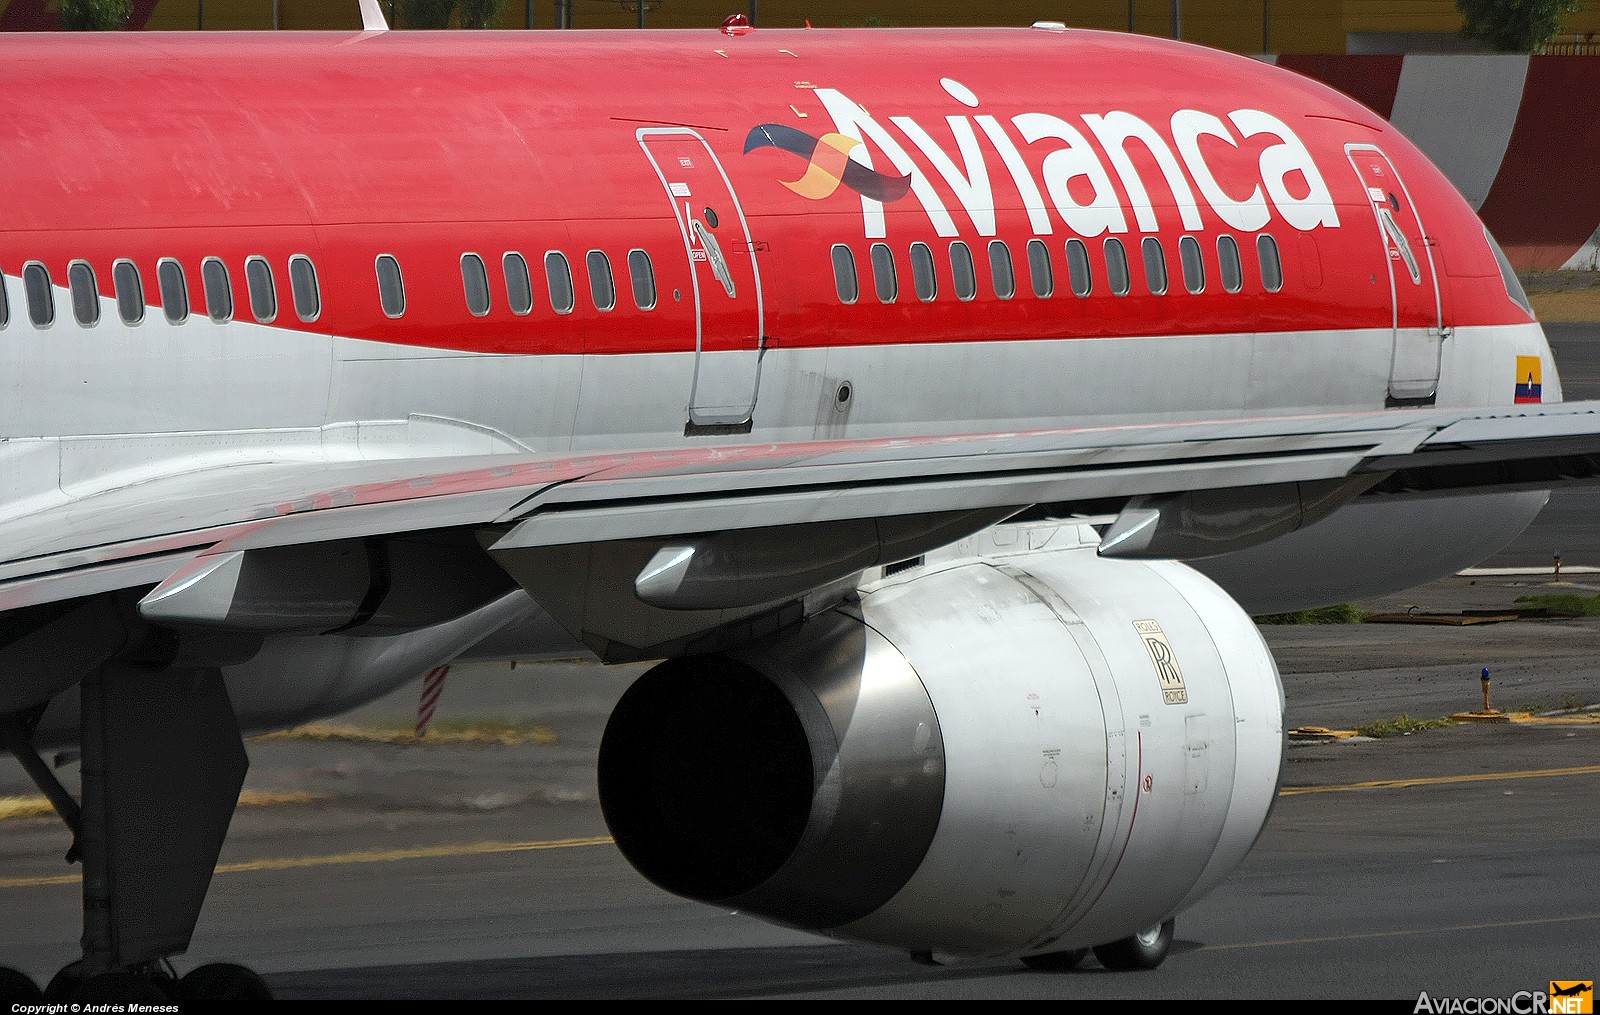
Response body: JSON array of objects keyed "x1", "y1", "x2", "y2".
[{"x1": 358, "y1": 0, "x2": 390, "y2": 31}]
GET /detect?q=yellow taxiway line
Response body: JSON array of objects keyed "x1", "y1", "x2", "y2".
[
  {"x1": 1203, "y1": 911, "x2": 1600, "y2": 952},
  {"x1": 1280, "y1": 764, "x2": 1600, "y2": 796},
  {"x1": 3, "y1": 766, "x2": 1597, "y2": 892},
  {"x1": 0, "y1": 835, "x2": 615, "y2": 889}
]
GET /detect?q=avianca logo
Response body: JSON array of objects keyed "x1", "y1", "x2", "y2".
[
  {"x1": 744, "y1": 123, "x2": 912, "y2": 203},
  {"x1": 747, "y1": 77, "x2": 1340, "y2": 241}
]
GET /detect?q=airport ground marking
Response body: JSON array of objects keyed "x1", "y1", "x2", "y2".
[
  {"x1": 0, "y1": 834, "x2": 615, "y2": 890},
  {"x1": 0, "y1": 789, "x2": 330, "y2": 823},
  {"x1": 1203, "y1": 911, "x2": 1600, "y2": 952},
  {"x1": 1280, "y1": 764, "x2": 1600, "y2": 796}
]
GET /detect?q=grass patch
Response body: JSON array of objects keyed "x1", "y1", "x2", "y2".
[
  {"x1": 1255, "y1": 603, "x2": 1369, "y2": 625},
  {"x1": 1354, "y1": 715, "x2": 1457, "y2": 739},
  {"x1": 1513, "y1": 592, "x2": 1600, "y2": 617}
]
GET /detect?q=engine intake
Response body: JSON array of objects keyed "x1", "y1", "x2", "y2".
[{"x1": 599, "y1": 550, "x2": 1284, "y2": 958}]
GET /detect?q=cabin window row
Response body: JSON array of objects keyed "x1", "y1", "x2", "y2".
[
  {"x1": 0, "y1": 256, "x2": 321, "y2": 330},
  {"x1": 831, "y1": 234, "x2": 1284, "y2": 305},
  {"x1": 456, "y1": 249, "x2": 657, "y2": 318}
]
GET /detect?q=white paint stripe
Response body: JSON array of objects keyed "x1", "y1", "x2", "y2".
[
  {"x1": 1458, "y1": 566, "x2": 1600, "y2": 576},
  {"x1": 1561, "y1": 226, "x2": 1600, "y2": 271},
  {"x1": 1388, "y1": 55, "x2": 1528, "y2": 211}
]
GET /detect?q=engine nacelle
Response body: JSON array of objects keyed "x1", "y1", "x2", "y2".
[{"x1": 599, "y1": 549, "x2": 1284, "y2": 958}]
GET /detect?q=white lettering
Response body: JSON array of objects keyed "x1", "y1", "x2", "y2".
[
  {"x1": 976, "y1": 115, "x2": 1053, "y2": 235},
  {"x1": 892, "y1": 114, "x2": 997, "y2": 236},
  {"x1": 1081, "y1": 110, "x2": 1204, "y2": 232},
  {"x1": 1012, "y1": 112, "x2": 1127, "y2": 237},
  {"x1": 1170, "y1": 109, "x2": 1270, "y2": 232},
  {"x1": 807, "y1": 87, "x2": 1341, "y2": 242},
  {"x1": 1230, "y1": 108, "x2": 1340, "y2": 230},
  {"x1": 814, "y1": 88, "x2": 957, "y2": 239}
]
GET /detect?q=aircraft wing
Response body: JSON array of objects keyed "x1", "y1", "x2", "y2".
[{"x1": 7, "y1": 400, "x2": 1600, "y2": 615}]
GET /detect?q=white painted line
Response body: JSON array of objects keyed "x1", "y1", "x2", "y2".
[{"x1": 1458, "y1": 566, "x2": 1600, "y2": 576}]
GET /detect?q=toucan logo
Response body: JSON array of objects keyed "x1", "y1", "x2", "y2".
[{"x1": 744, "y1": 123, "x2": 912, "y2": 203}]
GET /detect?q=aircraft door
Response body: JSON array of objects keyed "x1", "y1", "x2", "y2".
[
  {"x1": 1345, "y1": 145, "x2": 1446, "y2": 404},
  {"x1": 638, "y1": 128, "x2": 765, "y2": 432}
]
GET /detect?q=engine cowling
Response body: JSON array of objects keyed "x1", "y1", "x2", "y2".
[{"x1": 599, "y1": 549, "x2": 1284, "y2": 959}]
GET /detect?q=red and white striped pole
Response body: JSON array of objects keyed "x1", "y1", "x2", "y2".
[{"x1": 415, "y1": 665, "x2": 449, "y2": 739}]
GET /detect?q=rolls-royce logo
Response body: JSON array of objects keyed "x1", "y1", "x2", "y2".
[{"x1": 1134, "y1": 619, "x2": 1188, "y2": 705}]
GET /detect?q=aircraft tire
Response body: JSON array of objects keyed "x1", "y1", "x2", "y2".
[
  {"x1": 43, "y1": 960, "x2": 83, "y2": 1001},
  {"x1": 179, "y1": 962, "x2": 274, "y2": 1000},
  {"x1": 1093, "y1": 918, "x2": 1175, "y2": 971},
  {"x1": 0, "y1": 967, "x2": 42, "y2": 1000}
]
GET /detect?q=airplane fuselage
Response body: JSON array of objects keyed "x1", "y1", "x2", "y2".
[{"x1": 0, "y1": 28, "x2": 1555, "y2": 461}]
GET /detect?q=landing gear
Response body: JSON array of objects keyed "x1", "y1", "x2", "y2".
[
  {"x1": 178, "y1": 963, "x2": 274, "y2": 1000},
  {"x1": 3, "y1": 662, "x2": 271, "y2": 1000},
  {"x1": 1092, "y1": 918, "x2": 1176, "y2": 970},
  {"x1": 0, "y1": 967, "x2": 43, "y2": 1000},
  {"x1": 71, "y1": 966, "x2": 174, "y2": 1002},
  {"x1": 42, "y1": 961, "x2": 85, "y2": 1000}
]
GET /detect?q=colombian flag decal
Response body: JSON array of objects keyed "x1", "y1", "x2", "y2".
[{"x1": 1514, "y1": 355, "x2": 1543, "y2": 404}]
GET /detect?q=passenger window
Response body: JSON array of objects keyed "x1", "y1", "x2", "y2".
[
  {"x1": 587, "y1": 250, "x2": 616, "y2": 311},
  {"x1": 289, "y1": 255, "x2": 321, "y2": 322},
  {"x1": 1142, "y1": 237, "x2": 1168, "y2": 296},
  {"x1": 1066, "y1": 239, "x2": 1092, "y2": 297},
  {"x1": 545, "y1": 252, "x2": 575, "y2": 314},
  {"x1": 113, "y1": 260, "x2": 143, "y2": 325},
  {"x1": 1257, "y1": 234, "x2": 1283, "y2": 293},
  {"x1": 68, "y1": 260, "x2": 99, "y2": 327},
  {"x1": 461, "y1": 253, "x2": 491, "y2": 317},
  {"x1": 1217, "y1": 235, "x2": 1244, "y2": 294},
  {"x1": 1179, "y1": 236, "x2": 1206, "y2": 295},
  {"x1": 1104, "y1": 239, "x2": 1130, "y2": 296},
  {"x1": 246, "y1": 256, "x2": 278, "y2": 323},
  {"x1": 950, "y1": 241, "x2": 977, "y2": 301},
  {"x1": 870, "y1": 242, "x2": 898, "y2": 303},
  {"x1": 1027, "y1": 239, "x2": 1053, "y2": 298},
  {"x1": 0, "y1": 268, "x2": 9, "y2": 328},
  {"x1": 627, "y1": 249, "x2": 657, "y2": 310},
  {"x1": 23, "y1": 262, "x2": 54, "y2": 327},
  {"x1": 157, "y1": 259, "x2": 188, "y2": 324},
  {"x1": 909, "y1": 242, "x2": 937, "y2": 302},
  {"x1": 988, "y1": 241, "x2": 1016, "y2": 299},
  {"x1": 503, "y1": 253, "x2": 533, "y2": 316},
  {"x1": 202, "y1": 257, "x2": 233, "y2": 323},
  {"x1": 375, "y1": 254, "x2": 405, "y2": 319},
  {"x1": 830, "y1": 244, "x2": 859, "y2": 305}
]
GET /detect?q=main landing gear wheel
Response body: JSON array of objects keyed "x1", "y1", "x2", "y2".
[
  {"x1": 0, "y1": 967, "x2": 43, "y2": 1000},
  {"x1": 1093, "y1": 918, "x2": 1176, "y2": 971},
  {"x1": 179, "y1": 962, "x2": 274, "y2": 1000},
  {"x1": 1020, "y1": 947, "x2": 1088, "y2": 971},
  {"x1": 43, "y1": 960, "x2": 85, "y2": 1001}
]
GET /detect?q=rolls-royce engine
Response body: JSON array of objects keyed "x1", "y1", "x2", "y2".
[{"x1": 599, "y1": 548, "x2": 1284, "y2": 960}]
